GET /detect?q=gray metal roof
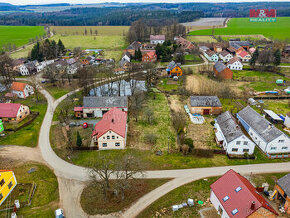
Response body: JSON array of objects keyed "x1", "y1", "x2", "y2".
[
  {"x1": 167, "y1": 61, "x2": 181, "y2": 70},
  {"x1": 237, "y1": 106, "x2": 285, "y2": 143},
  {"x1": 229, "y1": 42, "x2": 241, "y2": 50},
  {"x1": 190, "y1": 96, "x2": 222, "y2": 107},
  {"x1": 0, "y1": 83, "x2": 6, "y2": 92},
  {"x1": 214, "y1": 61, "x2": 227, "y2": 73},
  {"x1": 277, "y1": 174, "x2": 290, "y2": 197},
  {"x1": 83, "y1": 96, "x2": 128, "y2": 108},
  {"x1": 216, "y1": 111, "x2": 244, "y2": 143}
]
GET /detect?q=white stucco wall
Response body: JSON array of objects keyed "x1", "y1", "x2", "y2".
[
  {"x1": 97, "y1": 130, "x2": 126, "y2": 150},
  {"x1": 210, "y1": 190, "x2": 230, "y2": 218},
  {"x1": 227, "y1": 61, "x2": 243, "y2": 70}
]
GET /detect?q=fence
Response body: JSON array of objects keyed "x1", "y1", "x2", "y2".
[
  {"x1": 266, "y1": 153, "x2": 290, "y2": 159},
  {"x1": 72, "y1": 146, "x2": 99, "y2": 151},
  {"x1": 5, "y1": 112, "x2": 39, "y2": 132}
]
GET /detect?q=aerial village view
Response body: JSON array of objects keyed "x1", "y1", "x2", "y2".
[{"x1": 0, "y1": 1, "x2": 289, "y2": 218}]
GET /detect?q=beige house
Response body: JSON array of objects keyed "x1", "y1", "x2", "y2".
[
  {"x1": 0, "y1": 103, "x2": 30, "y2": 122},
  {"x1": 92, "y1": 107, "x2": 127, "y2": 150}
]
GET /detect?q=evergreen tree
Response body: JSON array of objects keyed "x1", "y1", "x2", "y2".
[
  {"x1": 57, "y1": 39, "x2": 65, "y2": 56},
  {"x1": 250, "y1": 49, "x2": 259, "y2": 67},
  {"x1": 155, "y1": 43, "x2": 163, "y2": 59},
  {"x1": 134, "y1": 48, "x2": 142, "y2": 61},
  {"x1": 30, "y1": 42, "x2": 40, "y2": 61},
  {"x1": 76, "y1": 131, "x2": 82, "y2": 147},
  {"x1": 273, "y1": 49, "x2": 281, "y2": 66}
]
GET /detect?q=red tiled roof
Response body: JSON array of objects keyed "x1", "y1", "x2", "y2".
[
  {"x1": 92, "y1": 107, "x2": 127, "y2": 138},
  {"x1": 211, "y1": 169, "x2": 278, "y2": 217},
  {"x1": 0, "y1": 103, "x2": 21, "y2": 118},
  {"x1": 74, "y1": 107, "x2": 84, "y2": 112},
  {"x1": 143, "y1": 51, "x2": 157, "y2": 60},
  {"x1": 11, "y1": 82, "x2": 27, "y2": 92},
  {"x1": 237, "y1": 50, "x2": 250, "y2": 58}
]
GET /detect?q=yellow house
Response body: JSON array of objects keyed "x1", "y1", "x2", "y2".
[
  {"x1": 167, "y1": 61, "x2": 183, "y2": 77},
  {"x1": 0, "y1": 170, "x2": 17, "y2": 206}
]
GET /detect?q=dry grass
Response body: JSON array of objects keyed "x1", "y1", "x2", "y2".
[{"x1": 186, "y1": 35, "x2": 217, "y2": 43}]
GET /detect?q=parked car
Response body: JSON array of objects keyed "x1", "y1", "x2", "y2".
[{"x1": 55, "y1": 209, "x2": 64, "y2": 218}]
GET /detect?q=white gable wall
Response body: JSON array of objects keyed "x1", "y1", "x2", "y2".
[
  {"x1": 96, "y1": 130, "x2": 126, "y2": 150},
  {"x1": 265, "y1": 134, "x2": 290, "y2": 154},
  {"x1": 226, "y1": 135, "x2": 255, "y2": 155},
  {"x1": 219, "y1": 54, "x2": 233, "y2": 62},
  {"x1": 19, "y1": 65, "x2": 29, "y2": 76},
  {"x1": 210, "y1": 190, "x2": 230, "y2": 218},
  {"x1": 227, "y1": 61, "x2": 243, "y2": 70}
]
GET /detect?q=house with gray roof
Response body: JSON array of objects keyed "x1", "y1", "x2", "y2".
[
  {"x1": 274, "y1": 173, "x2": 290, "y2": 215},
  {"x1": 188, "y1": 96, "x2": 222, "y2": 115},
  {"x1": 74, "y1": 96, "x2": 128, "y2": 118},
  {"x1": 237, "y1": 106, "x2": 290, "y2": 154},
  {"x1": 214, "y1": 111, "x2": 255, "y2": 155}
]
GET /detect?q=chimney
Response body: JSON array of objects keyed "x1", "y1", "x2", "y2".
[
  {"x1": 251, "y1": 201, "x2": 255, "y2": 210},
  {"x1": 112, "y1": 119, "x2": 114, "y2": 123}
]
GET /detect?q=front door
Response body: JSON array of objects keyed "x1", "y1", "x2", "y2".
[{"x1": 203, "y1": 109, "x2": 210, "y2": 115}]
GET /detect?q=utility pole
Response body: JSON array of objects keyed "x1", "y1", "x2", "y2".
[{"x1": 168, "y1": 136, "x2": 170, "y2": 153}]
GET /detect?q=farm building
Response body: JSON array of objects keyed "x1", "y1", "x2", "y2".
[
  {"x1": 219, "y1": 50, "x2": 233, "y2": 62},
  {"x1": 12, "y1": 59, "x2": 25, "y2": 72},
  {"x1": 74, "y1": 96, "x2": 128, "y2": 118},
  {"x1": 199, "y1": 46, "x2": 209, "y2": 53},
  {"x1": 210, "y1": 169, "x2": 278, "y2": 218},
  {"x1": 188, "y1": 96, "x2": 222, "y2": 115},
  {"x1": 0, "y1": 170, "x2": 17, "y2": 206},
  {"x1": 237, "y1": 106, "x2": 290, "y2": 154},
  {"x1": 142, "y1": 51, "x2": 157, "y2": 62},
  {"x1": 236, "y1": 50, "x2": 251, "y2": 62},
  {"x1": 227, "y1": 57, "x2": 243, "y2": 70},
  {"x1": 19, "y1": 62, "x2": 37, "y2": 76},
  {"x1": 213, "y1": 61, "x2": 233, "y2": 79},
  {"x1": 264, "y1": 109, "x2": 283, "y2": 124},
  {"x1": 213, "y1": 44, "x2": 223, "y2": 53},
  {"x1": 124, "y1": 41, "x2": 142, "y2": 56},
  {"x1": 141, "y1": 43, "x2": 156, "y2": 52},
  {"x1": 228, "y1": 42, "x2": 244, "y2": 54},
  {"x1": 204, "y1": 50, "x2": 219, "y2": 62},
  {"x1": 273, "y1": 173, "x2": 290, "y2": 215},
  {"x1": 174, "y1": 36, "x2": 194, "y2": 51},
  {"x1": 229, "y1": 40, "x2": 251, "y2": 51},
  {"x1": 214, "y1": 111, "x2": 255, "y2": 155},
  {"x1": 0, "y1": 103, "x2": 30, "y2": 122},
  {"x1": 166, "y1": 61, "x2": 183, "y2": 77},
  {"x1": 150, "y1": 35, "x2": 165, "y2": 44},
  {"x1": 92, "y1": 107, "x2": 127, "y2": 150},
  {"x1": 10, "y1": 82, "x2": 34, "y2": 99}
]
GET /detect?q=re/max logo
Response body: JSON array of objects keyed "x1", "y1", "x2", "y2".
[{"x1": 249, "y1": 9, "x2": 277, "y2": 22}]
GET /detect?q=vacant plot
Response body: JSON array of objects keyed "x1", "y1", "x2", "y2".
[
  {"x1": 81, "y1": 179, "x2": 170, "y2": 215},
  {"x1": 263, "y1": 100, "x2": 290, "y2": 115},
  {"x1": 0, "y1": 26, "x2": 45, "y2": 50},
  {"x1": 189, "y1": 17, "x2": 290, "y2": 41},
  {"x1": 182, "y1": 18, "x2": 227, "y2": 27},
  {"x1": 186, "y1": 35, "x2": 217, "y2": 43}
]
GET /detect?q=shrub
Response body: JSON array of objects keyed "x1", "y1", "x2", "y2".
[
  {"x1": 181, "y1": 145, "x2": 190, "y2": 155},
  {"x1": 76, "y1": 131, "x2": 82, "y2": 147},
  {"x1": 210, "y1": 121, "x2": 215, "y2": 126},
  {"x1": 184, "y1": 138, "x2": 194, "y2": 149},
  {"x1": 144, "y1": 133, "x2": 157, "y2": 145}
]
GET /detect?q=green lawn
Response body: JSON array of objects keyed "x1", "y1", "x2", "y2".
[
  {"x1": 0, "y1": 26, "x2": 45, "y2": 50},
  {"x1": 139, "y1": 172, "x2": 289, "y2": 218},
  {"x1": 44, "y1": 83, "x2": 72, "y2": 99},
  {"x1": 189, "y1": 17, "x2": 290, "y2": 41},
  {"x1": 263, "y1": 100, "x2": 290, "y2": 115},
  {"x1": 184, "y1": 54, "x2": 203, "y2": 64},
  {"x1": 158, "y1": 78, "x2": 181, "y2": 91},
  {"x1": 0, "y1": 95, "x2": 47, "y2": 147},
  {"x1": 0, "y1": 163, "x2": 59, "y2": 218}
]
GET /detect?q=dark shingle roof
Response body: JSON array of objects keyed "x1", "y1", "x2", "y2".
[
  {"x1": 219, "y1": 50, "x2": 230, "y2": 57},
  {"x1": 227, "y1": 57, "x2": 242, "y2": 65},
  {"x1": 190, "y1": 96, "x2": 222, "y2": 107},
  {"x1": 229, "y1": 42, "x2": 241, "y2": 50},
  {"x1": 277, "y1": 174, "x2": 290, "y2": 196},
  {"x1": 205, "y1": 50, "x2": 216, "y2": 57},
  {"x1": 127, "y1": 41, "x2": 141, "y2": 50},
  {"x1": 216, "y1": 111, "x2": 244, "y2": 143},
  {"x1": 237, "y1": 106, "x2": 285, "y2": 143},
  {"x1": 214, "y1": 61, "x2": 227, "y2": 73},
  {"x1": 83, "y1": 96, "x2": 128, "y2": 108},
  {"x1": 167, "y1": 61, "x2": 181, "y2": 70}
]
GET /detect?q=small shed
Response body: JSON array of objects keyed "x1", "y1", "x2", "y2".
[
  {"x1": 264, "y1": 109, "x2": 283, "y2": 124},
  {"x1": 276, "y1": 79, "x2": 284, "y2": 85}
]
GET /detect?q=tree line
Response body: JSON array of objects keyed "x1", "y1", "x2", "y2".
[{"x1": 29, "y1": 39, "x2": 65, "y2": 61}]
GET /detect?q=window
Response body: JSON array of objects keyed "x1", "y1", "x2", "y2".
[
  {"x1": 107, "y1": 136, "x2": 110, "y2": 139},
  {"x1": 109, "y1": 131, "x2": 111, "y2": 133},
  {"x1": 112, "y1": 136, "x2": 115, "y2": 139},
  {"x1": 270, "y1": 147, "x2": 277, "y2": 150},
  {"x1": 8, "y1": 181, "x2": 13, "y2": 189},
  {"x1": 243, "y1": 141, "x2": 248, "y2": 145},
  {"x1": 235, "y1": 186, "x2": 242, "y2": 192},
  {"x1": 117, "y1": 136, "x2": 119, "y2": 139},
  {"x1": 218, "y1": 206, "x2": 223, "y2": 215},
  {"x1": 232, "y1": 148, "x2": 238, "y2": 152},
  {"x1": 223, "y1": 195, "x2": 229, "y2": 202},
  {"x1": 278, "y1": 140, "x2": 285, "y2": 143},
  {"x1": 102, "y1": 143, "x2": 107, "y2": 147},
  {"x1": 103, "y1": 137, "x2": 105, "y2": 139},
  {"x1": 0, "y1": 193, "x2": 3, "y2": 201},
  {"x1": 0, "y1": 179, "x2": 5, "y2": 186},
  {"x1": 115, "y1": 142, "x2": 120, "y2": 147},
  {"x1": 232, "y1": 209, "x2": 238, "y2": 215},
  {"x1": 236, "y1": 141, "x2": 241, "y2": 145},
  {"x1": 243, "y1": 149, "x2": 249, "y2": 152},
  {"x1": 282, "y1": 147, "x2": 288, "y2": 150}
]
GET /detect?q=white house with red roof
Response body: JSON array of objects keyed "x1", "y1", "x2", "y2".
[
  {"x1": 150, "y1": 35, "x2": 165, "y2": 44},
  {"x1": 227, "y1": 57, "x2": 243, "y2": 70},
  {"x1": 236, "y1": 50, "x2": 251, "y2": 62},
  {"x1": 10, "y1": 82, "x2": 34, "y2": 99},
  {"x1": 92, "y1": 107, "x2": 127, "y2": 150},
  {"x1": 0, "y1": 103, "x2": 30, "y2": 122},
  {"x1": 210, "y1": 169, "x2": 278, "y2": 218}
]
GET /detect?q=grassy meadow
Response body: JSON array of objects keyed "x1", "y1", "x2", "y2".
[
  {"x1": 0, "y1": 26, "x2": 45, "y2": 49},
  {"x1": 189, "y1": 17, "x2": 290, "y2": 41}
]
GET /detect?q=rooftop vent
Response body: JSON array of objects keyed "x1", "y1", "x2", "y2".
[{"x1": 251, "y1": 201, "x2": 255, "y2": 210}]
